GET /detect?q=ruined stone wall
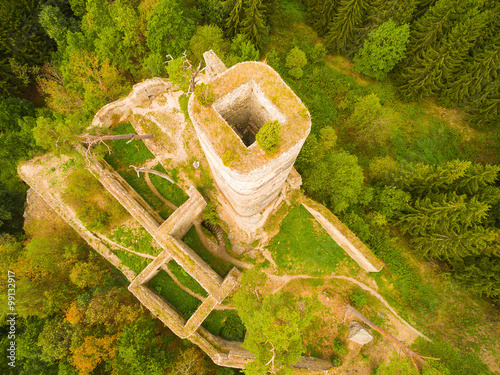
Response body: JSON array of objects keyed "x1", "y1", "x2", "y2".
[{"x1": 91, "y1": 78, "x2": 171, "y2": 128}]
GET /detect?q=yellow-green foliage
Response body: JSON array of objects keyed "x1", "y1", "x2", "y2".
[
  {"x1": 222, "y1": 149, "x2": 240, "y2": 166},
  {"x1": 256, "y1": 120, "x2": 281, "y2": 156},
  {"x1": 195, "y1": 83, "x2": 215, "y2": 106},
  {"x1": 63, "y1": 168, "x2": 127, "y2": 231}
]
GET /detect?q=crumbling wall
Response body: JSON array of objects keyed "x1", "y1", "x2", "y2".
[{"x1": 91, "y1": 78, "x2": 171, "y2": 128}]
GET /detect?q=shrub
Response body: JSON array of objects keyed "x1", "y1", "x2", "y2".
[
  {"x1": 350, "y1": 290, "x2": 368, "y2": 307},
  {"x1": 333, "y1": 337, "x2": 346, "y2": 355},
  {"x1": 330, "y1": 354, "x2": 342, "y2": 367},
  {"x1": 256, "y1": 119, "x2": 281, "y2": 156},
  {"x1": 202, "y1": 203, "x2": 219, "y2": 226},
  {"x1": 195, "y1": 83, "x2": 215, "y2": 106},
  {"x1": 286, "y1": 46, "x2": 307, "y2": 79},
  {"x1": 310, "y1": 42, "x2": 326, "y2": 64},
  {"x1": 222, "y1": 149, "x2": 239, "y2": 166}
]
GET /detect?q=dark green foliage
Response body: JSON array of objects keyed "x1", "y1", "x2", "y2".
[
  {"x1": 349, "y1": 290, "x2": 368, "y2": 307},
  {"x1": 398, "y1": 9, "x2": 489, "y2": 99},
  {"x1": 182, "y1": 226, "x2": 234, "y2": 277},
  {"x1": 195, "y1": 83, "x2": 215, "y2": 106},
  {"x1": 166, "y1": 57, "x2": 192, "y2": 92},
  {"x1": 224, "y1": 0, "x2": 245, "y2": 37},
  {"x1": 226, "y1": 34, "x2": 260, "y2": 65},
  {"x1": 353, "y1": 20, "x2": 410, "y2": 80},
  {"x1": 203, "y1": 310, "x2": 246, "y2": 341},
  {"x1": 0, "y1": 0, "x2": 54, "y2": 96},
  {"x1": 325, "y1": 0, "x2": 368, "y2": 55},
  {"x1": 306, "y1": 0, "x2": 339, "y2": 36},
  {"x1": 268, "y1": 206, "x2": 347, "y2": 275},
  {"x1": 148, "y1": 270, "x2": 202, "y2": 319},
  {"x1": 452, "y1": 255, "x2": 500, "y2": 300},
  {"x1": 256, "y1": 119, "x2": 281, "y2": 155},
  {"x1": 167, "y1": 261, "x2": 208, "y2": 297},
  {"x1": 241, "y1": 0, "x2": 268, "y2": 50},
  {"x1": 372, "y1": 186, "x2": 411, "y2": 220}
]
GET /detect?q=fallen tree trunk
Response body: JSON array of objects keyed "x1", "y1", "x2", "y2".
[
  {"x1": 130, "y1": 165, "x2": 175, "y2": 184},
  {"x1": 345, "y1": 305, "x2": 431, "y2": 371},
  {"x1": 80, "y1": 133, "x2": 154, "y2": 142}
]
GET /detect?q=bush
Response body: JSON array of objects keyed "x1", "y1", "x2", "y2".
[
  {"x1": 256, "y1": 119, "x2": 281, "y2": 156},
  {"x1": 202, "y1": 203, "x2": 219, "y2": 226},
  {"x1": 330, "y1": 354, "x2": 342, "y2": 367},
  {"x1": 309, "y1": 43, "x2": 326, "y2": 64},
  {"x1": 333, "y1": 337, "x2": 346, "y2": 355},
  {"x1": 195, "y1": 83, "x2": 215, "y2": 106},
  {"x1": 222, "y1": 149, "x2": 239, "y2": 166},
  {"x1": 350, "y1": 290, "x2": 368, "y2": 307},
  {"x1": 286, "y1": 46, "x2": 307, "y2": 79}
]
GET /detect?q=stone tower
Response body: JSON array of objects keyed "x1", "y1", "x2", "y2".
[{"x1": 188, "y1": 51, "x2": 311, "y2": 236}]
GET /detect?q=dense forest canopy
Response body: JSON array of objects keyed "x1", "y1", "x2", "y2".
[{"x1": 0, "y1": 0, "x2": 499, "y2": 374}]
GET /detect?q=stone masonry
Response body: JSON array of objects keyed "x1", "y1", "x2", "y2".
[{"x1": 189, "y1": 51, "x2": 311, "y2": 235}]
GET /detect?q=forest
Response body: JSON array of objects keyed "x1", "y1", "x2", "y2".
[{"x1": 0, "y1": 0, "x2": 499, "y2": 374}]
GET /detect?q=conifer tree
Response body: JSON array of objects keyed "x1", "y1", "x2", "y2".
[
  {"x1": 412, "y1": 225, "x2": 497, "y2": 261},
  {"x1": 465, "y1": 82, "x2": 500, "y2": 129},
  {"x1": 325, "y1": 0, "x2": 367, "y2": 55},
  {"x1": 398, "y1": 9, "x2": 488, "y2": 98},
  {"x1": 224, "y1": 0, "x2": 245, "y2": 37},
  {"x1": 306, "y1": 0, "x2": 339, "y2": 36},
  {"x1": 399, "y1": 193, "x2": 489, "y2": 237},
  {"x1": 241, "y1": 0, "x2": 267, "y2": 50},
  {"x1": 452, "y1": 163, "x2": 500, "y2": 195},
  {"x1": 442, "y1": 19, "x2": 499, "y2": 105}
]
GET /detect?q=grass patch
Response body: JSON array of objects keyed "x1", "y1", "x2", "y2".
[
  {"x1": 268, "y1": 205, "x2": 348, "y2": 275},
  {"x1": 113, "y1": 249, "x2": 151, "y2": 274},
  {"x1": 148, "y1": 270, "x2": 201, "y2": 319},
  {"x1": 119, "y1": 169, "x2": 170, "y2": 219},
  {"x1": 112, "y1": 225, "x2": 161, "y2": 257},
  {"x1": 167, "y1": 260, "x2": 208, "y2": 297},
  {"x1": 182, "y1": 226, "x2": 234, "y2": 277},
  {"x1": 202, "y1": 310, "x2": 246, "y2": 342},
  {"x1": 104, "y1": 122, "x2": 155, "y2": 170},
  {"x1": 63, "y1": 168, "x2": 128, "y2": 231},
  {"x1": 151, "y1": 163, "x2": 189, "y2": 207}
]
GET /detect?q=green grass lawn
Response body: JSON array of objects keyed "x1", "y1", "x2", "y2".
[
  {"x1": 268, "y1": 205, "x2": 349, "y2": 275},
  {"x1": 104, "y1": 122, "x2": 155, "y2": 169},
  {"x1": 182, "y1": 226, "x2": 234, "y2": 277},
  {"x1": 167, "y1": 260, "x2": 208, "y2": 297},
  {"x1": 151, "y1": 163, "x2": 189, "y2": 207},
  {"x1": 113, "y1": 249, "x2": 151, "y2": 275},
  {"x1": 148, "y1": 270, "x2": 202, "y2": 320},
  {"x1": 112, "y1": 225, "x2": 161, "y2": 257},
  {"x1": 202, "y1": 310, "x2": 246, "y2": 342}
]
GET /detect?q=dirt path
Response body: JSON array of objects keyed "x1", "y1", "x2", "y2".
[
  {"x1": 267, "y1": 273, "x2": 431, "y2": 341},
  {"x1": 144, "y1": 172, "x2": 178, "y2": 211}
]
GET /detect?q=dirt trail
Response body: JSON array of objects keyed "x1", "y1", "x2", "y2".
[
  {"x1": 144, "y1": 172, "x2": 178, "y2": 211},
  {"x1": 266, "y1": 273, "x2": 431, "y2": 341}
]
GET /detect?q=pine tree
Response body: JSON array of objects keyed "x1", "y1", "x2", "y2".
[
  {"x1": 224, "y1": 0, "x2": 245, "y2": 37},
  {"x1": 325, "y1": 0, "x2": 367, "y2": 55},
  {"x1": 412, "y1": 225, "x2": 497, "y2": 261},
  {"x1": 394, "y1": 160, "x2": 471, "y2": 196},
  {"x1": 398, "y1": 9, "x2": 488, "y2": 98},
  {"x1": 399, "y1": 193, "x2": 489, "y2": 237},
  {"x1": 241, "y1": 0, "x2": 267, "y2": 50},
  {"x1": 452, "y1": 255, "x2": 500, "y2": 300},
  {"x1": 465, "y1": 82, "x2": 500, "y2": 129},
  {"x1": 452, "y1": 163, "x2": 500, "y2": 195},
  {"x1": 306, "y1": 0, "x2": 339, "y2": 36},
  {"x1": 441, "y1": 14, "x2": 499, "y2": 105}
]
